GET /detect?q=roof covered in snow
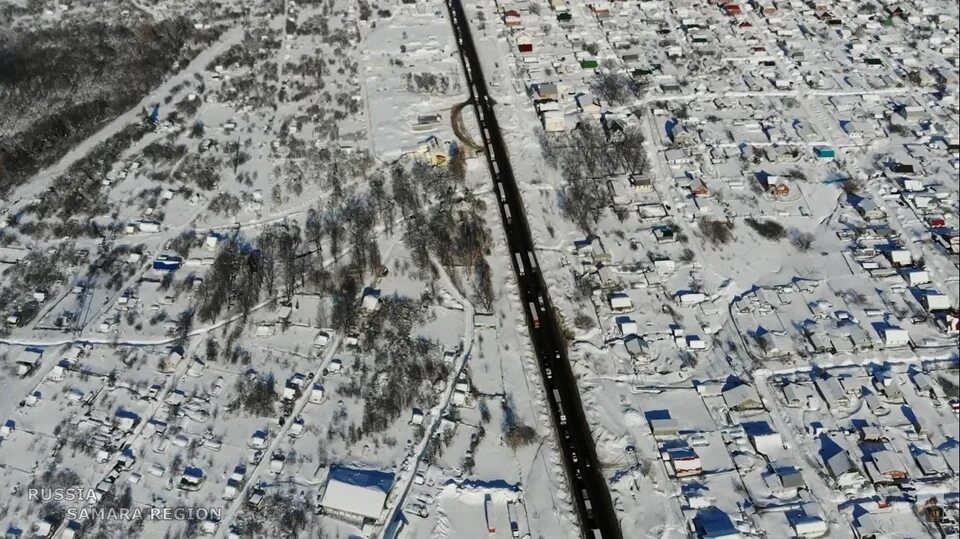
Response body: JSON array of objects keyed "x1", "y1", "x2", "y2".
[{"x1": 320, "y1": 465, "x2": 396, "y2": 521}]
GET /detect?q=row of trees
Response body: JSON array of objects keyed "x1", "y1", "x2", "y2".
[{"x1": 540, "y1": 122, "x2": 647, "y2": 234}]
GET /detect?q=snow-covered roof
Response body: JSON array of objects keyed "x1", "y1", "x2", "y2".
[
  {"x1": 320, "y1": 465, "x2": 395, "y2": 521},
  {"x1": 722, "y1": 383, "x2": 762, "y2": 410}
]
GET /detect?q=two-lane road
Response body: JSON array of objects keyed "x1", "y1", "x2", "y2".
[{"x1": 444, "y1": 2, "x2": 622, "y2": 538}]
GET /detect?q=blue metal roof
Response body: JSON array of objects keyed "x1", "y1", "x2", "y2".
[{"x1": 329, "y1": 465, "x2": 395, "y2": 493}]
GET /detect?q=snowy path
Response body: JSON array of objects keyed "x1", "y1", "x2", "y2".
[
  {"x1": 214, "y1": 333, "x2": 343, "y2": 539},
  {"x1": 376, "y1": 256, "x2": 476, "y2": 538}
]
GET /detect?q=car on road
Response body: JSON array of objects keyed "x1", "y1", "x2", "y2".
[
  {"x1": 545, "y1": 367, "x2": 552, "y2": 379},
  {"x1": 537, "y1": 294, "x2": 546, "y2": 312}
]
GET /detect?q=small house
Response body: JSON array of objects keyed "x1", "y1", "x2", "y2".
[
  {"x1": 743, "y1": 421, "x2": 782, "y2": 456},
  {"x1": 903, "y1": 269, "x2": 930, "y2": 286},
  {"x1": 824, "y1": 450, "x2": 857, "y2": 481},
  {"x1": 722, "y1": 383, "x2": 763, "y2": 412},
  {"x1": 576, "y1": 93, "x2": 601, "y2": 115},
  {"x1": 662, "y1": 445, "x2": 702, "y2": 477},
  {"x1": 814, "y1": 375, "x2": 849, "y2": 408},
  {"x1": 922, "y1": 293, "x2": 950, "y2": 312},
  {"x1": 542, "y1": 110, "x2": 565, "y2": 132},
  {"x1": 361, "y1": 288, "x2": 381, "y2": 312},
  {"x1": 310, "y1": 383, "x2": 325, "y2": 404},
  {"x1": 517, "y1": 34, "x2": 533, "y2": 53},
  {"x1": 881, "y1": 327, "x2": 910, "y2": 348},
  {"x1": 608, "y1": 293, "x2": 634, "y2": 313},
  {"x1": 887, "y1": 249, "x2": 912, "y2": 267},
  {"x1": 783, "y1": 382, "x2": 817, "y2": 408},
  {"x1": 865, "y1": 450, "x2": 907, "y2": 484},
  {"x1": 856, "y1": 199, "x2": 886, "y2": 221},
  {"x1": 15, "y1": 348, "x2": 43, "y2": 377},
  {"x1": 179, "y1": 467, "x2": 205, "y2": 491},
  {"x1": 649, "y1": 417, "x2": 680, "y2": 439}
]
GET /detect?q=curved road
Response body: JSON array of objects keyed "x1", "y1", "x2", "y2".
[{"x1": 443, "y1": 2, "x2": 621, "y2": 538}]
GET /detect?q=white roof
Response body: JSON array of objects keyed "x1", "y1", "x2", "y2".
[
  {"x1": 321, "y1": 476, "x2": 389, "y2": 521},
  {"x1": 722, "y1": 383, "x2": 761, "y2": 409}
]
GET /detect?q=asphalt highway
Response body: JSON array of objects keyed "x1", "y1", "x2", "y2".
[{"x1": 443, "y1": 2, "x2": 622, "y2": 538}]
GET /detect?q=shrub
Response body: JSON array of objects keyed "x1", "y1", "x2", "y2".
[
  {"x1": 699, "y1": 218, "x2": 734, "y2": 244},
  {"x1": 505, "y1": 423, "x2": 538, "y2": 449},
  {"x1": 790, "y1": 230, "x2": 816, "y2": 251},
  {"x1": 744, "y1": 218, "x2": 787, "y2": 240}
]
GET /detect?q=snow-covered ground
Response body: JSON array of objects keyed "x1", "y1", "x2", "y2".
[{"x1": 1, "y1": 0, "x2": 958, "y2": 537}]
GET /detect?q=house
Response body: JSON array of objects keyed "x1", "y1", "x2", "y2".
[
  {"x1": 914, "y1": 451, "x2": 950, "y2": 477},
  {"x1": 668, "y1": 121, "x2": 695, "y2": 146},
  {"x1": 617, "y1": 317, "x2": 638, "y2": 336},
  {"x1": 662, "y1": 444, "x2": 702, "y2": 477},
  {"x1": 362, "y1": 288, "x2": 381, "y2": 311},
  {"x1": 310, "y1": 384, "x2": 325, "y2": 404},
  {"x1": 535, "y1": 82, "x2": 559, "y2": 101},
  {"x1": 152, "y1": 255, "x2": 182, "y2": 272},
  {"x1": 903, "y1": 269, "x2": 930, "y2": 286},
  {"x1": 179, "y1": 467, "x2": 205, "y2": 491},
  {"x1": 576, "y1": 93, "x2": 601, "y2": 116},
  {"x1": 503, "y1": 9, "x2": 522, "y2": 27},
  {"x1": 881, "y1": 327, "x2": 910, "y2": 348},
  {"x1": 824, "y1": 450, "x2": 857, "y2": 481},
  {"x1": 692, "y1": 508, "x2": 741, "y2": 539},
  {"x1": 722, "y1": 383, "x2": 764, "y2": 412},
  {"x1": 608, "y1": 293, "x2": 633, "y2": 313},
  {"x1": 115, "y1": 409, "x2": 140, "y2": 432},
  {"x1": 517, "y1": 34, "x2": 533, "y2": 53},
  {"x1": 856, "y1": 199, "x2": 886, "y2": 221},
  {"x1": 15, "y1": 348, "x2": 43, "y2": 377},
  {"x1": 899, "y1": 105, "x2": 926, "y2": 122},
  {"x1": 766, "y1": 176, "x2": 790, "y2": 198},
  {"x1": 782, "y1": 380, "x2": 816, "y2": 404},
  {"x1": 743, "y1": 421, "x2": 782, "y2": 456},
  {"x1": 676, "y1": 292, "x2": 707, "y2": 306},
  {"x1": 689, "y1": 178, "x2": 709, "y2": 197},
  {"x1": 922, "y1": 293, "x2": 950, "y2": 312},
  {"x1": 723, "y1": 3, "x2": 742, "y2": 16},
  {"x1": 858, "y1": 425, "x2": 886, "y2": 442},
  {"x1": 318, "y1": 465, "x2": 396, "y2": 526},
  {"x1": 542, "y1": 110, "x2": 565, "y2": 132},
  {"x1": 770, "y1": 460, "x2": 805, "y2": 490},
  {"x1": 865, "y1": 450, "x2": 907, "y2": 484},
  {"x1": 883, "y1": 250, "x2": 911, "y2": 270},
  {"x1": 814, "y1": 375, "x2": 849, "y2": 408},
  {"x1": 630, "y1": 175, "x2": 653, "y2": 192},
  {"x1": 649, "y1": 417, "x2": 680, "y2": 439}
]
